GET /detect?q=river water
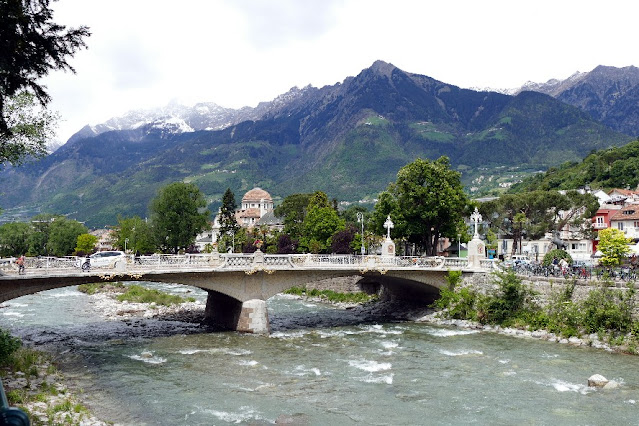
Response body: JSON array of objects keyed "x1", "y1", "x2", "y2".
[{"x1": 1, "y1": 282, "x2": 639, "y2": 425}]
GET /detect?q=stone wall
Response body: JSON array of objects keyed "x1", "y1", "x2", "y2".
[{"x1": 302, "y1": 276, "x2": 368, "y2": 293}]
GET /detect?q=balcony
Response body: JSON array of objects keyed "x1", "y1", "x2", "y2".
[{"x1": 593, "y1": 222, "x2": 608, "y2": 229}]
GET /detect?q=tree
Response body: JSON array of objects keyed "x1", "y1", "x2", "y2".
[
  {"x1": 150, "y1": 182, "x2": 210, "y2": 253},
  {"x1": 331, "y1": 225, "x2": 356, "y2": 254},
  {"x1": 276, "y1": 234, "x2": 297, "y2": 254},
  {"x1": 113, "y1": 216, "x2": 155, "y2": 254},
  {"x1": 75, "y1": 233, "x2": 97, "y2": 255},
  {"x1": 372, "y1": 157, "x2": 469, "y2": 256},
  {"x1": 218, "y1": 188, "x2": 239, "y2": 236},
  {"x1": 274, "y1": 193, "x2": 312, "y2": 239},
  {"x1": 597, "y1": 228, "x2": 631, "y2": 267},
  {"x1": 26, "y1": 213, "x2": 57, "y2": 255},
  {"x1": 301, "y1": 191, "x2": 344, "y2": 253},
  {"x1": 1, "y1": 91, "x2": 58, "y2": 166},
  {"x1": 0, "y1": 0, "x2": 90, "y2": 139},
  {"x1": 47, "y1": 217, "x2": 87, "y2": 256},
  {"x1": 480, "y1": 190, "x2": 599, "y2": 254},
  {"x1": 0, "y1": 222, "x2": 33, "y2": 256}
]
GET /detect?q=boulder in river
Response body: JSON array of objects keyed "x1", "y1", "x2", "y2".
[{"x1": 588, "y1": 374, "x2": 609, "y2": 387}]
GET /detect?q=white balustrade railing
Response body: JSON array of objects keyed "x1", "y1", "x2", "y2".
[{"x1": 0, "y1": 252, "x2": 492, "y2": 276}]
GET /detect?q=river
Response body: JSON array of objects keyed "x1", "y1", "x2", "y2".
[{"x1": 1, "y1": 282, "x2": 639, "y2": 425}]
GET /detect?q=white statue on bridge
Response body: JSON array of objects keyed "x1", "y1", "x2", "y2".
[
  {"x1": 381, "y1": 215, "x2": 396, "y2": 257},
  {"x1": 467, "y1": 207, "x2": 486, "y2": 268}
]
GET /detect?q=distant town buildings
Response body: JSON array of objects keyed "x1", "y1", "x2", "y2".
[{"x1": 497, "y1": 187, "x2": 639, "y2": 262}]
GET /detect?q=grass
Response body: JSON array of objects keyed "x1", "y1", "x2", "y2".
[
  {"x1": 116, "y1": 284, "x2": 195, "y2": 306},
  {"x1": 78, "y1": 282, "x2": 196, "y2": 305},
  {"x1": 77, "y1": 282, "x2": 125, "y2": 295}
]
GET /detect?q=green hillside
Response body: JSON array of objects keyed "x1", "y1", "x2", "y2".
[{"x1": 510, "y1": 138, "x2": 639, "y2": 192}]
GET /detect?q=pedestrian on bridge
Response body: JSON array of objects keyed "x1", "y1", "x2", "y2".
[{"x1": 16, "y1": 255, "x2": 25, "y2": 275}]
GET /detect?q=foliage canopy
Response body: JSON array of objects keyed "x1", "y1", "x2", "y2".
[
  {"x1": 372, "y1": 157, "x2": 469, "y2": 255},
  {"x1": 150, "y1": 182, "x2": 210, "y2": 253}
]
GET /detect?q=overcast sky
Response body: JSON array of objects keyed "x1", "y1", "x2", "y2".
[{"x1": 44, "y1": 0, "x2": 639, "y2": 143}]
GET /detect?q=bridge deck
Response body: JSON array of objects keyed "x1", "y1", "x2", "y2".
[{"x1": 0, "y1": 253, "x2": 496, "y2": 278}]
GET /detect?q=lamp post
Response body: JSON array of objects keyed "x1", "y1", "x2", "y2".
[
  {"x1": 357, "y1": 212, "x2": 365, "y2": 255},
  {"x1": 458, "y1": 233, "x2": 461, "y2": 258},
  {"x1": 125, "y1": 238, "x2": 129, "y2": 253}
]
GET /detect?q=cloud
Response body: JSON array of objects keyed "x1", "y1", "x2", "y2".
[
  {"x1": 231, "y1": 0, "x2": 342, "y2": 49},
  {"x1": 103, "y1": 37, "x2": 162, "y2": 90}
]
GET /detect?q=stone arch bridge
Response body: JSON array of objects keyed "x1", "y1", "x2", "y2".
[{"x1": 0, "y1": 253, "x2": 496, "y2": 334}]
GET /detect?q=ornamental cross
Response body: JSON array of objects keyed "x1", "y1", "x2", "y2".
[
  {"x1": 383, "y1": 215, "x2": 394, "y2": 239},
  {"x1": 471, "y1": 207, "x2": 482, "y2": 238}
]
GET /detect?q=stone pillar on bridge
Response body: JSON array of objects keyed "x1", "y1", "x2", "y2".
[
  {"x1": 203, "y1": 291, "x2": 270, "y2": 334},
  {"x1": 467, "y1": 207, "x2": 486, "y2": 268}
]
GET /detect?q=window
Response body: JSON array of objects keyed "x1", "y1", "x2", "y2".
[
  {"x1": 634, "y1": 221, "x2": 639, "y2": 228},
  {"x1": 618, "y1": 222, "x2": 624, "y2": 230},
  {"x1": 596, "y1": 216, "x2": 604, "y2": 224}
]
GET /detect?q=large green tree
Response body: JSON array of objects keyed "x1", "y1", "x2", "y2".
[
  {"x1": 301, "y1": 191, "x2": 344, "y2": 253},
  {"x1": 150, "y1": 182, "x2": 210, "y2": 253},
  {"x1": 372, "y1": 157, "x2": 469, "y2": 256},
  {"x1": 26, "y1": 212, "x2": 57, "y2": 255},
  {"x1": 47, "y1": 217, "x2": 87, "y2": 256},
  {"x1": 0, "y1": 222, "x2": 33, "y2": 256},
  {"x1": 75, "y1": 233, "x2": 97, "y2": 254},
  {"x1": 274, "y1": 193, "x2": 313, "y2": 239},
  {"x1": 113, "y1": 216, "x2": 155, "y2": 254},
  {"x1": 0, "y1": 0, "x2": 89, "y2": 139}
]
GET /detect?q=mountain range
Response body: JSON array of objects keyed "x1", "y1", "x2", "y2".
[
  {"x1": 0, "y1": 60, "x2": 635, "y2": 227},
  {"x1": 517, "y1": 65, "x2": 639, "y2": 137}
]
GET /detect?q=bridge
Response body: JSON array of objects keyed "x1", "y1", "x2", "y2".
[{"x1": 0, "y1": 252, "x2": 496, "y2": 334}]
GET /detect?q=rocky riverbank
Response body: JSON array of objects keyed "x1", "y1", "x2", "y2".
[{"x1": 416, "y1": 311, "x2": 622, "y2": 353}]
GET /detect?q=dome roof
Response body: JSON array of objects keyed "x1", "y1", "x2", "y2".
[{"x1": 242, "y1": 187, "x2": 272, "y2": 202}]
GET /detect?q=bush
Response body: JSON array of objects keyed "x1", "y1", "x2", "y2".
[
  {"x1": 0, "y1": 328, "x2": 21, "y2": 366},
  {"x1": 476, "y1": 270, "x2": 537, "y2": 325},
  {"x1": 542, "y1": 249, "x2": 573, "y2": 266},
  {"x1": 579, "y1": 284, "x2": 635, "y2": 334},
  {"x1": 433, "y1": 271, "x2": 477, "y2": 320}
]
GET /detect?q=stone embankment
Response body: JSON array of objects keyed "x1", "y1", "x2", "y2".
[{"x1": 2, "y1": 358, "x2": 107, "y2": 425}]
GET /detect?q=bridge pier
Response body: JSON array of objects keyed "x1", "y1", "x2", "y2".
[{"x1": 203, "y1": 291, "x2": 270, "y2": 334}]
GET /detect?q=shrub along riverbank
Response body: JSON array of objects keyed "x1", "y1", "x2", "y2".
[
  {"x1": 78, "y1": 282, "x2": 196, "y2": 305},
  {"x1": 433, "y1": 270, "x2": 639, "y2": 354}
]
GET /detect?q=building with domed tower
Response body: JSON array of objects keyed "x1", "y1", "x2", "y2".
[
  {"x1": 195, "y1": 187, "x2": 281, "y2": 251},
  {"x1": 236, "y1": 187, "x2": 274, "y2": 227}
]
